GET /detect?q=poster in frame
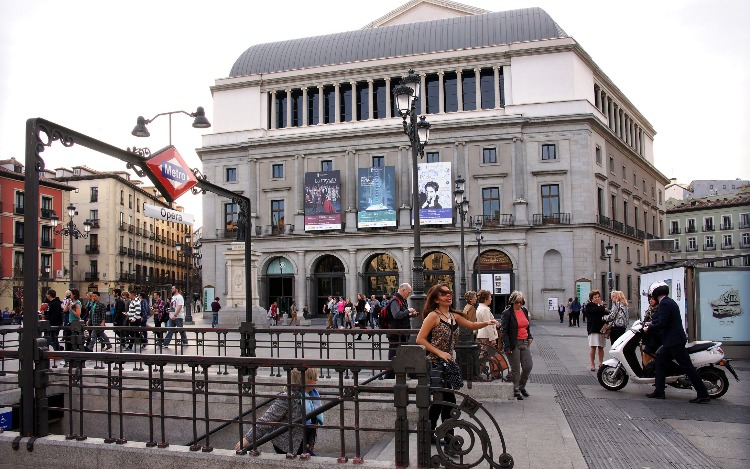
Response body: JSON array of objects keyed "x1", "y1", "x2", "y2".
[
  {"x1": 304, "y1": 170, "x2": 342, "y2": 231},
  {"x1": 696, "y1": 267, "x2": 749, "y2": 344}
]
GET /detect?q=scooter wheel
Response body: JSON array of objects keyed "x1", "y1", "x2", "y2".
[
  {"x1": 698, "y1": 367, "x2": 729, "y2": 399},
  {"x1": 597, "y1": 365, "x2": 628, "y2": 391}
]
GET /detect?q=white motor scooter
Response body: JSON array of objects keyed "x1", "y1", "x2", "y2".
[{"x1": 597, "y1": 320, "x2": 739, "y2": 398}]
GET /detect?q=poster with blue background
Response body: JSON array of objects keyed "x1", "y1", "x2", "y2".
[{"x1": 358, "y1": 166, "x2": 397, "y2": 228}]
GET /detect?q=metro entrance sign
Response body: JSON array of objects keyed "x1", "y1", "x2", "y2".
[{"x1": 144, "y1": 145, "x2": 198, "y2": 201}]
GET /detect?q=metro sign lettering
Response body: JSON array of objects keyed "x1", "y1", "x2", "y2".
[{"x1": 144, "y1": 146, "x2": 198, "y2": 201}]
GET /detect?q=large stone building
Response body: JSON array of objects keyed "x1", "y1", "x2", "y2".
[
  {"x1": 666, "y1": 191, "x2": 750, "y2": 267},
  {"x1": 197, "y1": 0, "x2": 670, "y2": 319},
  {"x1": 53, "y1": 166, "x2": 192, "y2": 303}
]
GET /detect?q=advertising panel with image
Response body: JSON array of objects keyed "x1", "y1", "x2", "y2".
[
  {"x1": 415, "y1": 162, "x2": 452, "y2": 225},
  {"x1": 638, "y1": 267, "x2": 687, "y2": 332},
  {"x1": 357, "y1": 166, "x2": 397, "y2": 228},
  {"x1": 304, "y1": 170, "x2": 342, "y2": 231},
  {"x1": 696, "y1": 268, "x2": 749, "y2": 343}
]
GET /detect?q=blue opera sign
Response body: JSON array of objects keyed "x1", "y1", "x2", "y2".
[{"x1": 144, "y1": 146, "x2": 198, "y2": 201}]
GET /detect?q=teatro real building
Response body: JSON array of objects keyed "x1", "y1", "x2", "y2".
[{"x1": 197, "y1": 0, "x2": 670, "y2": 320}]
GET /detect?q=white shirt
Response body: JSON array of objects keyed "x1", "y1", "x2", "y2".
[
  {"x1": 171, "y1": 293, "x2": 185, "y2": 319},
  {"x1": 475, "y1": 303, "x2": 498, "y2": 340}
]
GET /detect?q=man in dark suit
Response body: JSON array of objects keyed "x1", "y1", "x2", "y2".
[{"x1": 645, "y1": 282, "x2": 709, "y2": 403}]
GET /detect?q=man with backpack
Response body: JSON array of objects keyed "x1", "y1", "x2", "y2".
[
  {"x1": 368, "y1": 295, "x2": 381, "y2": 329},
  {"x1": 383, "y1": 283, "x2": 418, "y2": 378}
]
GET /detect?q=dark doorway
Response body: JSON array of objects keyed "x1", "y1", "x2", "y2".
[
  {"x1": 424, "y1": 251, "x2": 455, "y2": 304},
  {"x1": 473, "y1": 249, "x2": 514, "y2": 317},
  {"x1": 312, "y1": 255, "x2": 345, "y2": 317}
]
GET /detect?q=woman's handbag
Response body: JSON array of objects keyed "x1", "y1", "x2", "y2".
[
  {"x1": 429, "y1": 360, "x2": 464, "y2": 390},
  {"x1": 600, "y1": 322, "x2": 612, "y2": 338}
]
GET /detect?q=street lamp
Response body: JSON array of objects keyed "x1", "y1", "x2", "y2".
[
  {"x1": 50, "y1": 204, "x2": 92, "y2": 289},
  {"x1": 278, "y1": 259, "x2": 286, "y2": 315},
  {"x1": 176, "y1": 234, "x2": 202, "y2": 324},
  {"x1": 453, "y1": 176, "x2": 469, "y2": 301},
  {"x1": 394, "y1": 70, "x2": 431, "y2": 316},
  {"x1": 41, "y1": 265, "x2": 51, "y2": 303},
  {"x1": 605, "y1": 237, "x2": 613, "y2": 297},
  {"x1": 131, "y1": 107, "x2": 211, "y2": 145},
  {"x1": 473, "y1": 216, "x2": 484, "y2": 291}
]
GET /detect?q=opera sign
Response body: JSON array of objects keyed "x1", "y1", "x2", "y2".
[
  {"x1": 143, "y1": 204, "x2": 195, "y2": 225},
  {"x1": 144, "y1": 146, "x2": 198, "y2": 201}
]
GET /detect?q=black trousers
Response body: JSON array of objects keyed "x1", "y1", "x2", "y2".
[
  {"x1": 571, "y1": 313, "x2": 580, "y2": 327},
  {"x1": 609, "y1": 326, "x2": 626, "y2": 345},
  {"x1": 385, "y1": 333, "x2": 410, "y2": 378},
  {"x1": 654, "y1": 344, "x2": 709, "y2": 397},
  {"x1": 429, "y1": 391, "x2": 457, "y2": 440}
]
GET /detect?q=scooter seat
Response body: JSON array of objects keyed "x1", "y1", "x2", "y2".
[{"x1": 686, "y1": 342, "x2": 715, "y2": 354}]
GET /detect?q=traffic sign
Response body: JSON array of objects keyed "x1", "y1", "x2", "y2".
[{"x1": 144, "y1": 146, "x2": 198, "y2": 201}]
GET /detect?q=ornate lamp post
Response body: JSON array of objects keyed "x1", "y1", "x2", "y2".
[
  {"x1": 473, "y1": 216, "x2": 484, "y2": 290},
  {"x1": 176, "y1": 234, "x2": 202, "y2": 324},
  {"x1": 50, "y1": 204, "x2": 92, "y2": 289},
  {"x1": 131, "y1": 107, "x2": 211, "y2": 145},
  {"x1": 605, "y1": 237, "x2": 613, "y2": 297},
  {"x1": 453, "y1": 176, "x2": 469, "y2": 301},
  {"x1": 393, "y1": 70, "x2": 431, "y2": 316}
]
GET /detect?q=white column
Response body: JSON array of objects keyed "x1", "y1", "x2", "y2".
[
  {"x1": 438, "y1": 71, "x2": 445, "y2": 114},
  {"x1": 348, "y1": 249, "x2": 358, "y2": 297},
  {"x1": 301, "y1": 87, "x2": 308, "y2": 127},
  {"x1": 420, "y1": 73, "x2": 427, "y2": 115},
  {"x1": 286, "y1": 89, "x2": 292, "y2": 128},
  {"x1": 474, "y1": 67, "x2": 481, "y2": 110},
  {"x1": 402, "y1": 247, "x2": 412, "y2": 285},
  {"x1": 493, "y1": 66, "x2": 501, "y2": 108},
  {"x1": 350, "y1": 81, "x2": 358, "y2": 122},
  {"x1": 518, "y1": 243, "x2": 530, "y2": 315},
  {"x1": 270, "y1": 91, "x2": 277, "y2": 130},
  {"x1": 317, "y1": 85, "x2": 324, "y2": 125},
  {"x1": 334, "y1": 83, "x2": 340, "y2": 123},
  {"x1": 385, "y1": 78, "x2": 392, "y2": 118},
  {"x1": 367, "y1": 79, "x2": 374, "y2": 120},
  {"x1": 296, "y1": 250, "x2": 306, "y2": 312},
  {"x1": 456, "y1": 70, "x2": 463, "y2": 111},
  {"x1": 502, "y1": 65, "x2": 513, "y2": 106}
]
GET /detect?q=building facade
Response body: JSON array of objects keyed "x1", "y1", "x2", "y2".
[
  {"x1": 666, "y1": 192, "x2": 750, "y2": 267},
  {"x1": 688, "y1": 180, "x2": 749, "y2": 199},
  {"x1": 0, "y1": 158, "x2": 73, "y2": 310},
  {"x1": 197, "y1": 1, "x2": 670, "y2": 319},
  {"x1": 53, "y1": 166, "x2": 193, "y2": 302}
]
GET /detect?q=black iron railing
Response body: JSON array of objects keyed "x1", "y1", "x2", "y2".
[
  {"x1": 597, "y1": 215, "x2": 611, "y2": 228},
  {"x1": 478, "y1": 214, "x2": 514, "y2": 227},
  {"x1": 531, "y1": 213, "x2": 570, "y2": 225}
]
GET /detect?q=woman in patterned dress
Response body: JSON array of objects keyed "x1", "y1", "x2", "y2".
[{"x1": 416, "y1": 284, "x2": 498, "y2": 452}]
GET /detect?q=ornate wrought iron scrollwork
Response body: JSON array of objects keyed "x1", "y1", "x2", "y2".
[
  {"x1": 321, "y1": 341, "x2": 328, "y2": 349},
  {"x1": 373, "y1": 342, "x2": 382, "y2": 349},
  {"x1": 34, "y1": 123, "x2": 76, "y2": 171},
  {"x1": 125, "y1": 162, "x2": 146, "y2": 178},
  {"x1": 241, "y1": 382, "x2": 253, "y2": 396},
  {"x1": 218, "y1": 339, "x2": 226, "y2": 347},
  {"x1": 295, "y1": 341, "x2": 302, "y2": 348},
  {"x1": 271, "y1": 341, "x2": 279, "y2": 348},
  {"x1": 109, "y1": 376, "x2": 121, "y2": 389},
  {"x1": 127, "y1": 146, "x2": 151, "y2": 158},
  {"x1": 197, "y1": 339, "x2": 204, "y2": 347},
  {"x1": 430, "y1": 392, "x2": 514, "y2": 468},
  {"x1": 195, "y1": 380, "x2": 207, "y2": 393},
  {"x1": 150, "y1": 378, "x2": 163, "y2": 391},
  {"x1": 190, "y1": 168, "x2": 208, "y2": 195}
]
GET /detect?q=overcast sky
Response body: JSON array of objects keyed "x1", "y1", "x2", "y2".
[{"x1": 1, "y1": 0, "x2": 748, "y2": 226}]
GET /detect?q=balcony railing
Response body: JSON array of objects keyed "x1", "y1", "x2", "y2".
[
  {"x1": 84, "y1": 272, "x2": 99, "y2": 281},
  {"x1": 41, "y1": 238, "x2": 53, "y2": 248},
  {"x1": 740, "y1": 221, "x2": 750, "y2": 229},
  {"x1": 148, "y1": 231, "x2": 155, "y2": 239},
  {"x1": 119, "y1": 246, "x2": 127, "y2": 256},
  {"x1": 119, "y1": 222, "x2": 127, "y2": 232},
  {"x1": 612, "y1": 220, "x2": 624, "y2": 233},
  {"x1": 127, "y1": 248, "x2": 135, "y2": 257},
  {"x1": 85, "y1": 245, "x2": 100, "y2": 254},
  {"x1": 127, "y1": 224, "x2": 134, "y2": 233},
  {"x1": 118, "y1": 272, "x2": 135, "y2": 282},
  {"x1": 597, "y1": 214, "x2": 611, "y2": 228},
  {"x1": 668, "y1": 226, "x2": 681, "y2": 235},
  {"x1": 90, "y1": 219, "x2": 100, "y2": 229},
  {"x1": 721, "y1": 243, "x2": 734, "y2": 250},
  {"x1": 40, "y1": 207, "x2": 54, "y2": 219},
  {"x1": 702, "y1": 225, "x2": 715, "y2": 232},
  {"x1": 216, "y1": 228, "x2": 239, "y2": 239},
  {"x1": 635, "y1": 229, "x2": 645, "y2": 240},
  {"x1": 703, "y1": 244, "x2": 716, "y2": 251},
  {"x1": 14, "y1": 236, "x2": 24, "y2": 245},
  {"x1": 741, "y1": 241, "x2": 750, "y2": 249},
  {"x1": 14, "y1": 204, "x2": 24, "y2": 215},
  {"x1": 136, "y1": 227, "x2": 142, "y2": 236},
  {"x1": 686, "y1": 225, "x2": 697, "y2": 233},
  {"x1": 531, "y1": 213, "x2": 571, "y2": 225},
  {"x1": 479, "y1": 213, "x2": 514, "y2": 227},
  {"x1": 135, "y1": 249, "x2": 143, "y2": 259},
  {"x1": 155, "y1": 234, "x2": 162, "y2": 242},
  {"x1": 625, "y1": 225, "x2": 635, "y2": 237},
  {"x1": 721, "y1": 222, "x2": 733, "y2": 230},
  {"x1": 686, "y1": 246, "x2": 698, "y2": 252},
  {"x1": 13, "y1": 267, "x2": 23, "y2": 277}
]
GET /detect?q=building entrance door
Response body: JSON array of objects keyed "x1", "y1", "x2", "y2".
[
  {"x1": 312, "y1": 255, "x2": 345, "y2": 317},
  {"x1": 266, "y1": 257, "x2": 295, "y2": 315},
  {"x1": 473, "y1": 249, "x2": 514, "y2": 317}
]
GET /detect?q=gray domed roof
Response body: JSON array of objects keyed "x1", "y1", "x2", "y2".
[{"x1": 230, "y1": 7, "x2": 567, "y2": 77}]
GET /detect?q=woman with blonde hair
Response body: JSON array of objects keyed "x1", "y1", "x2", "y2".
[
  {"x1": 462, "y1": 291, "x2": 478, "y2": 322},
  {"x1": 236, "y1": 368, "x2": 323, "y2": 456},
  {"x1": 475, "y1": 290, "x2": 498, "y2": 349},
  {"x1": 604, "y1": 290, "x2": 629, "y2": 345}
]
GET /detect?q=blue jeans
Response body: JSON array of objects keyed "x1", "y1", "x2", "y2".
[
  {"x1": 333, "y1": 312, "x2": 341, "y2": 328},
  {"x1": 211, "y1": 313, "x2": 218, "y2": 328},
  {"x1": 162, "y1": 318, "x2": 188, "y2": 346}
]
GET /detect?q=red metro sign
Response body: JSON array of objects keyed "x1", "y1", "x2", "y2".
[{"x1": 144, "y1": 146, "x2": 198, "y2": 201}]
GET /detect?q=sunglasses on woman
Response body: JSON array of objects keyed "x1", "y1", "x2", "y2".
[{"x1": 438, "y1": 290, "x2": 453, "y2": 297}]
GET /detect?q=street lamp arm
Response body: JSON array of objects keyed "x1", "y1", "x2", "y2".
[{"x1": 142, "y1": 110, "x2": 195, "y2": 125}]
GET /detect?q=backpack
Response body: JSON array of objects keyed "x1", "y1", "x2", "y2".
[
  {"x1": 141, "y1": 299, "x2": 150, "y2": 320},
  {"x1": 379, "y1": 296, "x2": 403, "y2": 329}
]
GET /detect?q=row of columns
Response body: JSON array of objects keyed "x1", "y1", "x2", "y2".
[
  {"x1": 268, "y1": 65, "x2": 508, "y2": 130},
  {"x1": 594, "y1": 85, "x2": 645, "y2": 156}
]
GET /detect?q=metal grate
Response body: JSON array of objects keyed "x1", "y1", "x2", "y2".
[{"x1": 529, "y1": 374, "x2": 597, "y2": 386}]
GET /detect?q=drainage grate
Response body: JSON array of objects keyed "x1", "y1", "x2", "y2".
[
  {"x1": 643, "y1": 400, "x2": 750, "y2": 424},
  {"x1": 529, "y1": 374, "x2": 598, "y2": 386}
]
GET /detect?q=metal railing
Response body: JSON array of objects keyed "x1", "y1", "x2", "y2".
[
  {"x1": 531, "y1": 213, "x2": 570, "y2": 225},
  {"x1": 0, "y1": 325, "x2": 513, "y2": 468},
  {"x1": 85, "y1": 245, "x2": 100, "y2": 254},
  {"x1": 702, "y1": 225, "x2": 715, "y2": 232},
  {"x1": 703, "y1": 244, "x2": 716, "y2": 251},
  {"x1": 478, "y1": 213, "x2": 514, "y2": 227},
  {"x1": 668, "y1": 226, "x2": 681, "y2": 235},
  {"x1": 721, "y1": 222, "x2": 733, "y2": 230},
  {"x1": 597, "y1": 215, "x2": 611, "y2": 228}
]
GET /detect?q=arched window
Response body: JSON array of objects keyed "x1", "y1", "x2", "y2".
[
  {"x1": 543, "y1": 250, "x2": 563, "y2": 290},
  {"x1": 423, "y1": 252, "x2": 455, "y2": 293},
  {"x1": 364, "y1": 253, "x2": 399, "y2": 296}
]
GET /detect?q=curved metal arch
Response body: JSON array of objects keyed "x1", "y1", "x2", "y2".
[
  {"x1": 261, "y1": 254, "x2": 298, "y2": 275},
  {"x1": 470, "y1": 247, "x2": 517, "y2": 272},
  {"x1": 309, "y1": 252, "x2": 348, "y2": 274},
  {"x1": 361, "y1": 251, "x2": 402, "y2": 274},
  {"x1": 422, "y1": 249, "x2": 458, "y2": 271}
]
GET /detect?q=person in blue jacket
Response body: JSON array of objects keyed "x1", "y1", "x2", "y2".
[{"x1": 645, "y1": 282, "x2": 709, "y2": 403}]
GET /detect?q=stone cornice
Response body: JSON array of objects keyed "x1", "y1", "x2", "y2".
[
  {"x1": 530, "y1": 170, "x2": 568, "y2": 176},
  {"x1": 608, "y1": 181, "x2": 621, "y2": 189},
  {"x1": 473, "y1": 173, "x2": 508, "y2": 179},
  {"x1": 595, "y1": 172, "x2": 608, "y2": 182}
]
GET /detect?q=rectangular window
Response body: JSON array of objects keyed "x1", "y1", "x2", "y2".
[
  {"x1": 541, "y1": 144, "x2": 557, "y2": 161},
  {"x1": 90, "y1": 209, "x2": 98, "y2": 221},
  {"x1": 741, "y1": 213, "x2": 750, "y2": 229},
  {"x1": 615, "y1": 274, "x2": 621, "y2": 291},
  {"x1": 609, "y1": 156, "x2": 615, "y2": 174},
  {"x1": 482, "y1": 148, "x2": 497, "y2": 164},
  {"x1": 14, "y1": 221, "x2": 24, "y2": 244},
  {"x1": 705, "y1": 235, "x2": 714, "y2": 248},
  {"x1": 722, "y1": 215, "x2": 732, "y2": 230},
  {"x1": 658, "y1": 190, "x2": 662, "y2": 204},
  {"x1": 462, "y1": 69, "x2": 476, "y2": 111},
  {"x1": 120, "y1": 190, "x2": 124, "y2": 205},
  {"x1": 323, "y1": 85, "x2": 336, "y2": 124},
  {"x1": 136, "y1": 198, "x2": 140, "y2": 212},
  {"x1": 622, "y1": 165, "x2": 627, "y2": 181},
  {"x1": 703, "y1": 217, "x2": 714, "y2": 231},
  {"x1": 41, "y1": 225, "x2": 52, "y2": 247},
  {"x1": 272, "y1": 164, "x2": 284, "y2": 179},
  {"x1": 722, "y1": 234, "x2": 733, "y2": 249},
  {"x1": 40, "y1": 196, "x2": 53, "y2": 218},
  {"x1": 670, "y1": 220, "x2": 679, "y2": 234},
  {"x1": 389, "y1": 76, "x2": 402, "y2": 118},
  {"x1": 637, "y1": 249, "x2": 641, "y2": 265},
  {"x1": 642, "y1": 179, "x2": 646, "y2": 192},
  {"x1": 742, "y1": 232, "x2": 750, "y2": 247},
  {"x1": 623, "y1": 201, "x2": 628, "y2": 225},
  {"x1": 615, "y1": 243, "x2": 620, "y2": 261},
  {"x1": 372, "y1": 156, "x2": 384, "y2": 168},
  {"x1": 41, "y1": 254, "x2": 52, "y2": 274},
  {"x1": 482, "y1": 187, "x2": 500, "y2": 221},
  {"x1": 426, "y1": 152, "x2": 440, "y2": 163},
  {"x1": 479, "y1": 68, "x2": 495, "y2": 109},
  {"x1": 291, "y1": 89, "x2": 304, "y2": 126},
  {"x1": 688, "y1": 237, "x2": 697, "y2": 251},
  {"x1": 307, "y1": 87, "x2": 320, "y2": 125},
  {"x1": 443, "y1": 71, "x2": 458, "y2": 113},
  {"x1": 674, "y1": 238, "x2": 680, "y2": 250},
  {"x1": 626, "y1": 246, "x2": 631, "y2": 262},
  {"x1": 725, "y1": 258, "x2": 734, "y2": 267},
  {"x1": 425, "y1": 73, "x2": 440, "y2": 114},
  {"x1": 339, "y1": 83, "x2": 353, "y2": 122},
  {"x1": 128, "y1": 194, "x2": 133, "y2": 209},
  {"x1": 224, "y1": 203, "x2": 238, "y2": 233},
  {"x1": 271, "y1": 200, "x2": 285, "y2": 230},
  {"x1": 14, "y1": 252, "x2": 23, "y2": 275},
  {"x1": 687, "y1": 218, "x2": 696, "y2": 233},
  {"x1": 611, "y1": 194, "x2": 617, "y2": 221},
  {"x1": 356, "y1": 80, "x2": 369, "y2": 120},
  {"x1": 321, "y1": 160, "x2": 333, "y2": 172},
  {"x1": 275, "y1": 91, "x2": 288, "y2": 128},
  {"x1": 626, "y1": 275, "x2": 632, "y2": 300},
  {"x1": 541, "y1": 184, "x2": 560, "y2": 218},
  {"x1": 14, "y1": 191, "x2": 24, "y2": 214},
  {"x1": 226, "y1": 167, "x2": 237, "y2": 182},
  {"x1": 595, "y1": 146, "x2": 602, "y2": 165},
  {"x1": 373, "y1": 79, "x2": 387, "y2": 119},
  {"x1": 90, "y1": 187, "x2": 98, "y2": 202},
  {"x1": 633, "y1": 173, "x2": 637, "y2": 186}
]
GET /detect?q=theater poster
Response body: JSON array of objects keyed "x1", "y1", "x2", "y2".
[
  {"x1": 415, "y1": 162, "x2": 452, "y2": 225},
  {"x1": 358, "y1": 166, "x2": 397, "y2": 228},
  {"x1": 696, "y1": 268, "x2": 749, "y2": 343},
  {"x1": 304, "y1": 170, "x2": 341, "y2": 231}
]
